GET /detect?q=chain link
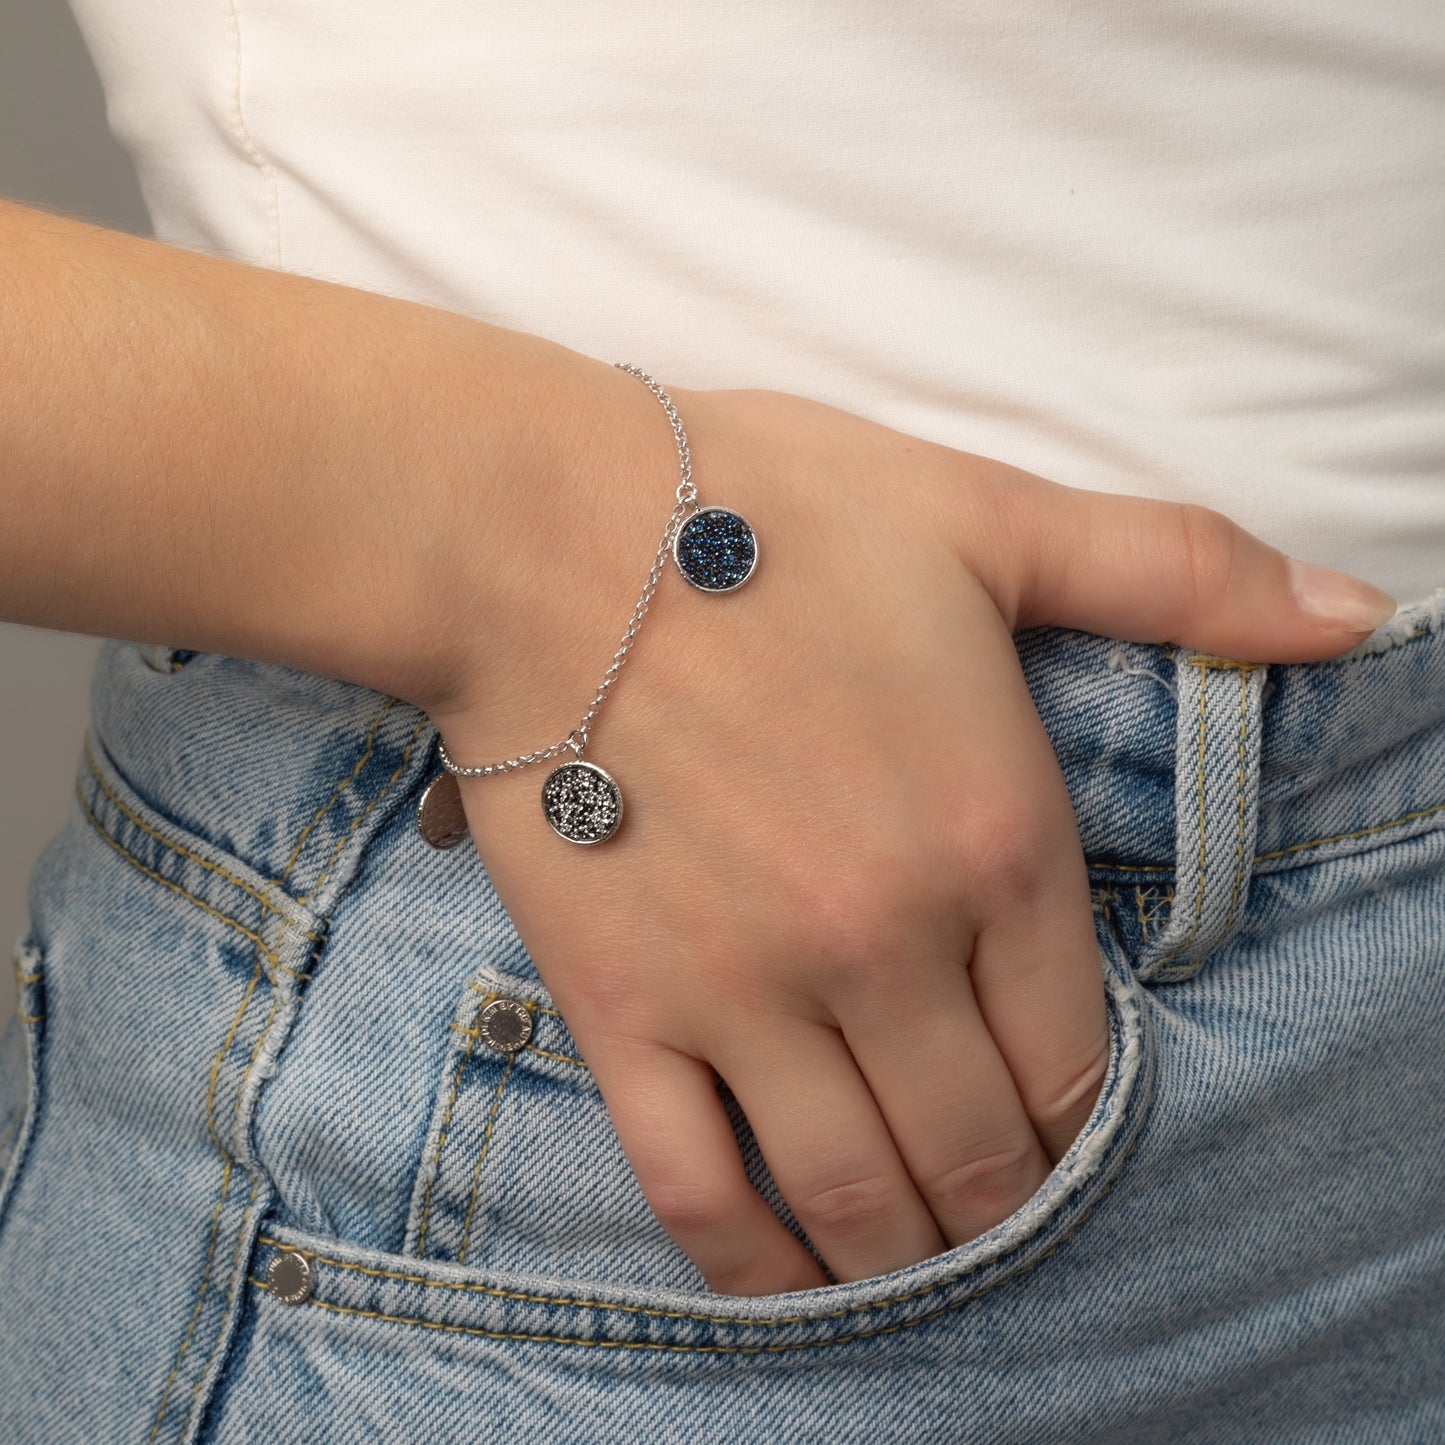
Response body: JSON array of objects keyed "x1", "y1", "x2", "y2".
[{"x1": 437, "y1": 364, "x2": 699, "y2": 780}]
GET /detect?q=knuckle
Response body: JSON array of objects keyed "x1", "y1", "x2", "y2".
[
  {"x1": 782, "y1": 864, "x2": 919, "y2": 989},
  {"x1": 645, "y1": 1176, "x2": 744, "y2": 1241},
  {"x1": 565, "y1": 967, "x2": 660, "y2": 1039},
  {"x1": 795, "y1": 1172, "x2": 901, "y2": 1245},
  {"x1": 944, "y1": 461, "x2": 1047, "y2": 605},
  {"x1": 957, "y1": 805, "x2": 1054, "y2": 905},
  {"x1": 1174, "y1": 502, "x2": 1241, "y2": 612},
  {"x1": 1031, "y1": 1036, "x2": 1112, "y2": 1146},
  {"x1": 922, "y1": 1144, "x2": 1042, "y2": 1222}
]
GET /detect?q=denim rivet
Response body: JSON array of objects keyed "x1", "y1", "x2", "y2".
[
  {"x1": 267, "y1": 1250, "x2": 314, "y2": 1306},
  {"x1": 477, "y1": 998, "x2": 533, "y2": 1054}
]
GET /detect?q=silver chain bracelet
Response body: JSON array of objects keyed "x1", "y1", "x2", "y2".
[{"x1": 416, "y1": 363, "x2": 759, "y2": 848}]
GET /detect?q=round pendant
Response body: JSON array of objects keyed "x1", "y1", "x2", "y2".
[
  {"x1": 674, "y1": 506, "x2": 758, "y2": 592},
  {"x1": 541, "y1": 759, "x2": 623, "y2": 844},
  {"x1": 417, "y1": 771, "x2": 470, "y2": 850}
]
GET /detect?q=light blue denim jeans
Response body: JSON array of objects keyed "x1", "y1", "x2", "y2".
[{"x1": 3, "y1": 590, "x2": 1443, "y2": 1443}]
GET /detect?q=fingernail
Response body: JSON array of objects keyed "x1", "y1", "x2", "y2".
[{"x1": 1287, "y1": 559, "x2": 1397, "y2": 632}]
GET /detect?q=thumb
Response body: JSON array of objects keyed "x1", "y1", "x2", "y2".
[{"x1": 992, "y1": 478, "x2": 1398, "y2": 664}]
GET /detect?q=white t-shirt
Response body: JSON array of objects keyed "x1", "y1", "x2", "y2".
[{"x1": 68, "y1": 0, "x2": 1445, "y2": 605}]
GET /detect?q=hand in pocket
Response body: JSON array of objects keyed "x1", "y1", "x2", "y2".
[{"x1": 427, "y1": 380, "x2": 1395, "y2": 1295}]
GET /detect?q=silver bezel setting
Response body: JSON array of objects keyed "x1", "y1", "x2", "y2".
[
  {"x1": 673, "y1": 506, "x2": 759, "y2": 593},
  {"x1": 540, "y1": 759, "x2": 624, "y2": 845}
]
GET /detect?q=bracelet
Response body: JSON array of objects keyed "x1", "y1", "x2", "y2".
[{"x1": 416, "y1": 363, "x2": 759, "y2": 849}]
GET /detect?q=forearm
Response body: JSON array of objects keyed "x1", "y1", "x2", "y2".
[{"x1": 0, "y1": 196, "x2": 663, "y2": 722}]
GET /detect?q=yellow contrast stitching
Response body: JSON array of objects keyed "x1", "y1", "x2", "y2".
[
  {"x1": 182, "y1": 1178, "x2": 261, "y2": 1429},
  {"x1": 82, "y1": 737, "x2": 320, "y2": 942},
  {"x1": 465, "y1": 980, "x2": 562, "y2": 1019},
  {"x1": 19, "y1": 1014, "x2": 44, "y2": 1026},
  {"x1": 14, "y1": 970, "x2": 42, "y2": 986},
  {"x1": 1178, "y1": 654, "x2": 1259, "y2": 672},
  {"x1": 229, "y1": 994, "x2": 282, "y2": 1135},
  {"x1": 76, "y1": 787, "x2": 285, "y2": 975},
  {"x1": 1252, "y1": 801, "x2": 1445, "y2": 863},
  {"x1": 151, "y1": 922, "x2": 270, "y2": 1433},
  {"x1": 457, "y1": 1055, "x2": 516, "y2": 1265},
  {"x1": 252, "y1": 1033, "x2": 1155, "y2": 1331},
  {"x1": 452, "y1": 992, "x2": 585, "y2": 1070},
  {"x1": 447, "y1": 1024, "x2": 587, "y2": 1072},
  {"x1": 170, "y1": 707, "x2": 411, "y2": 1428},
  {"x1": 1132, "y1": 886, "x2": 1174, "y2": 945},
  {"x1": 201, "y1": 962, "x2": 265, "y2": 1156},
  {"x1": 152, "y1": 699, "x2": 405, "y2": 1433},
  {"x1": 300, "y1": 718, "x2": 428, "y2": 905},
  {"x1": 416, "y1": 1026, "x2": 481, "y2": 1255},
  {"x1": 1090, "y1": 797, "x2": 1445, "y2": 878},
  {"x1": 148, "y1": 1160, "x2": 234, "y2": 1441},
  {"x1": 525, "y1": 1045, "x2": 588, "y2": 1069},
  {"x1": 250, "y1": 1050, "x2": 1154, "y2": 1350},
  {"x1": 277, "y1": 697, "x2": 397, "y2": 883}
]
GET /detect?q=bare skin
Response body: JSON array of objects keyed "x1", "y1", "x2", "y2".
[{"x1": 2, "y1": 196, "x2": 1396, "y2": 1294}]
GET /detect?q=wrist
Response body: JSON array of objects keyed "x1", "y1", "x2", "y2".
[{"x1": 403, "y1": 343, "x2": 688, "y2": 765}]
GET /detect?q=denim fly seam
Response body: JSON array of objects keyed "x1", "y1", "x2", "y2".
[
  {"x1": 0, "y1": 937, "x2": 45, "y2": 1236},
  {"x1": 72, "y1": 732, "x2": 325, "y2": 1445},
  {"x1": 1137, "y1": 655, "x2": 1268, "y2": 984},
  {"x1": 70, "y1": 689, "x2": 435, "y2": 1445},
  {"x1": 176, "y1": 703, "x2": 433, "y2": 1445}
]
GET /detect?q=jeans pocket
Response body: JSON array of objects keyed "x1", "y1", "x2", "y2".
[
  {"x1": 400, "y1": 973, "x2": 700, "y2": 1289},
  {"x1": 251, "y1": 908, "x2": 1155, "y2": 1357}
]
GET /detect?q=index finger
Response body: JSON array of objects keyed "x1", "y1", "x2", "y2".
[{"x1": 586, "y1": 1041, "x2": 831, "y2": 1296}]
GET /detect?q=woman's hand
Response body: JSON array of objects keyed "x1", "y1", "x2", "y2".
[
  {"x1": 421, "y1": 367, "x2": 1395, "y2": 1296},
  {"x1": 0, "y1": 197, "x2": 1396, "y2": 1295}
]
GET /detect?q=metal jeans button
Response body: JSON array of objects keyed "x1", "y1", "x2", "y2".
[
  {"x1": 267, "y1": 1250, "x2": 314, "y2": 1305},
  {"x1": 477, "y1": 998, "x2": 533, "y2": 1054}
]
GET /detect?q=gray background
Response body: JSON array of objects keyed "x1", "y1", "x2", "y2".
[{"x1": 3, "y1": 0, "x2": 151, "y2": 1031}]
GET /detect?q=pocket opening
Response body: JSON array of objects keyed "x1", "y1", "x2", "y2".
[{"x1": 255, "y1": 915, "x2": 1155, "y2": 1351}]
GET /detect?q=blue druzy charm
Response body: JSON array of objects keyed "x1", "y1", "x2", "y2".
[{"x1": 674, "y1": 507, "x2": 758, "y2": 592}]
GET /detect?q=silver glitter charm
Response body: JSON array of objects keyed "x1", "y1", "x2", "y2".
[
  {"x1": 674, "y1": 506, "x2": 758, "y2": 592},
  {"x1": 541, "y1": 759, "x2": 623, "y2": 844},
  {"x1": 437, "y1": 370, "x2": 757, "y2": 845}
]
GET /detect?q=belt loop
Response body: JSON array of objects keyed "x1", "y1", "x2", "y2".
[{"x1": 1137, "y1": 652, "x2": 1268, "y2": 983}]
